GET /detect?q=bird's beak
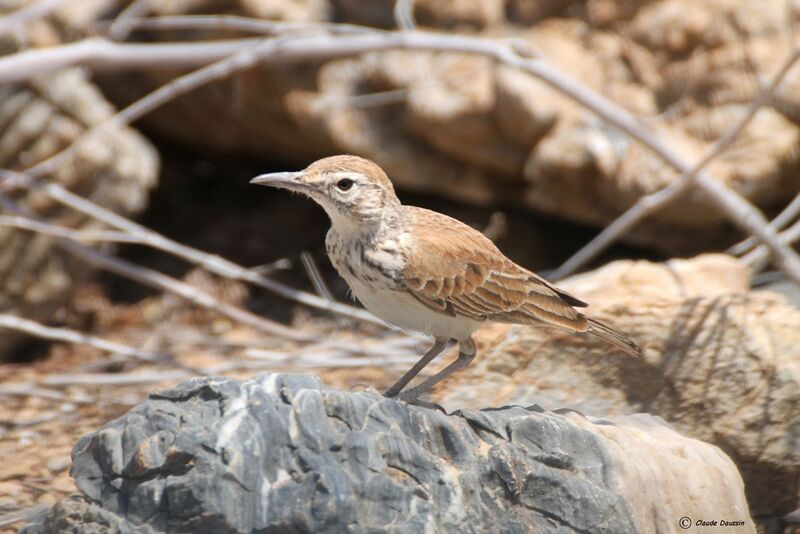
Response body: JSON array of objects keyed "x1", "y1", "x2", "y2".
[{"x1": 250, "y1": 171, "x2": 307, "y2": 192}]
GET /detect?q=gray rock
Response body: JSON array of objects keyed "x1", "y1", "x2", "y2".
[
  {"x1": 23, "y1": 373, "x2": 754, "y2": 533},
  {"x1": 438, "y1": 256, "x2": 800, "y2": 521}
]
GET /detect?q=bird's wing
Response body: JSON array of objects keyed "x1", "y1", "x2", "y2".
[{"x1": 401, "y1": 207, "x2": 589, "y2": 332}]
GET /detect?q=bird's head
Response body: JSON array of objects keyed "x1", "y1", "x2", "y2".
[{"x1": 251, "y1": 155, "x2": 400, "y2": 232}]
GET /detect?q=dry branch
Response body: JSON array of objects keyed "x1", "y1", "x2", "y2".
[
  {"x1": 551, "y1": 47, "x2": 800, "y2": 279},
  {"x1": 99, "y1": 15, "x2": 385, "y2": 37},
  {"x1": 300, "y1": 251, "x2": 336, "y2": 303},
  {"x1": 0, "y1": 313, "x2": 161, "y2": 362},
  {"x1": 0, "y1": 192, "x2": 310, "y2": 340},
  {"x1": 0, "y1": 215, "x2": 142, "y2": 243},
  {"x1": 0, "y1": 21, "x2": 796, "y2": 312},
  {"x1": 42, "y1": 370, "x2": 191, "y2": 387},
  {"x1": 107, "y1": 0, "x2": 151, "y2": 41},
  {"x1": 728, "y1": 192, "x2": 800, "y2": 256},
  {"x1": 0, "y1": 28, "x2": 796, "y2": 284},
  {"x1": 394, "y1": 0, "x2": 416, "y2": 31},
  {"x1": 744, "y1": 219, "x2": 800, "y2": 271},
  {"x1": 0, "y1": 0, "x2": 65, "y2": 37},
  {"x1": 1, "y1": 169, "x2": 382, "y2": 326}
]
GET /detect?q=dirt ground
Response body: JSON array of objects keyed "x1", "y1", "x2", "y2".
[
  {"x1": 0, "y1": 282, "x2": 406, "y2": 531},
  {"x1": 0, "y1": 147, "x2": 650, "y2": 531}
]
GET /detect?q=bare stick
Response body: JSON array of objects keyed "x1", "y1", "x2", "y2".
[
  {"x1": 0, "y1": 313, "x2": 161, "y2": 362},
  {"x1": 0, "y1": 36, "x2": 381, "y2": 325},
  {"x1": 107, "y1": 0, "x2": 151, "y2": 41},
  {"x1": 251, "y1": 257, "x2": 293, "y2": 275},
  {"x1": 1, "y1": 30, "x2": 798, "y2": 281},
  {"x1": 743, "y1": 218, "x2": 800, "y2": 271},
  {"x1": 0, "y1": 383, "x2": 71, "y2": 401},
  {"x1": 54, "y1": 236, "x2": 310, "y2": 340},
  {"x1": 0, "y1": 214, "x2": 142, "y2": 243},
  {"x1": 728, "y1": 191, "x2": 800, "y2": 256},
  {"x1": 0, "y1": 37, "x2": 381, "y2": 324},
  {"x1": 394, "y1": 0, "x2": 416, "y2": 31},
  {"x1": 551, "y1": 47, "x2": 800, "y2": 280},
  {"x1": 0, "y1": 505, "x2": 51, "y2": 529},
  {"x1": 1, "y1": 170, "x2": 381, "y2": 325},
  {"x1": 0, "y1": 193, "x2": 310, "y2": 340},
  {"x1": 300, "y1": 251, "x2": 336, "y2": 302},
  {"x1": 42, "y1": 370, "x2": 191, "y2": 387},
  {"x1": 0, "y1": 0, "x2": 65, "y2": 37},
  {"x1": 0, "y1": 37, "x2": 263, "y2": 87},
  {"x1": 97, "y1": 15, "x2": 385, "y2": 37}
]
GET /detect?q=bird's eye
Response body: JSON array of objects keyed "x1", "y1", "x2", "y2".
[{"x1": 335, "y1": 178, "x2": 354, "y2": 191}]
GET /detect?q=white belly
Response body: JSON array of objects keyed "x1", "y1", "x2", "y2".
[
  {"x1": 345, "y1": 275, "x2": 483, "y2": 341},
  {"x1": 326, "y1": 228, "x2": 484, "y2": 341}
]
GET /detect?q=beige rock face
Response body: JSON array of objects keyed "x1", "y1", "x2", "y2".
[
  {"x1": 433, "y1": 254, "x2": 799, "y2": 519},
  {"x1": 80, "y1": 0, "x2": 800, "y2": 254},
  {"x1": 568, "y1": 412, "x2": 754, "y2": 533}
]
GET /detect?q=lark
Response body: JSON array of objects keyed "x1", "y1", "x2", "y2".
[{"x1": 252, "y1": 155, "x2": 641, "y2": 401}]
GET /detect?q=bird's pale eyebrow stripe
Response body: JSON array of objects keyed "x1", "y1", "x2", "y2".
[{"x1": 329, "y1": 171, "x2": 366, "y2": 182}]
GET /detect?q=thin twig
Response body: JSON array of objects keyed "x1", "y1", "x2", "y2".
[
  {"x1": 0, "y1": 29, "x2": 798, "y2": 282},
  {"x1": 0, "y1": 192, "x2": 310, "y2": 340},
  {"x1": 1, "y1": 169, "x2": 381, "y2": 325},
  {"x1": 107, "y1": 0, "x2": 150, "y2": 41},
  {"x1": 728, "y1": 191, "x2": 800, "y2": 255},
  {"x1": 42, "y1": 370, "x2": 191, "y2": 387},
  {"x1": 0, "y1": 383, "x2": 78, "y2": 402},
  {"x1": 0, "y1": 313, "x2": 161, "y2": 362},
  {"x1": 0, "y1": 37, "x2": 261, "y2": 86},
  {"x1": 300, "y1": 251, "x2": 336, "y2": 302},
  {"x1": 550, "y1": 47, "x2": 800, "y2": 280},
  {"x1": 743, "y1": 218, "x2": 800, "y2": 271},
  {"x1": 251, "y1": 257, "x2": 293, "y2": 275},
  {"x1": 0, "y1": 214, "x2": 142, "y2": 243},
  {"x1": 97, "y1": 15, "x2": 385, "y2": 37},
  {"x1": 0, "y1": 0, "x2": 65, "y2": 37},
  {"x1": 0, "y1": 505, "x2": 51, "y2": 529},
  {"x1": 394, "y1": 0, "x2": 416, "y2": 31}
]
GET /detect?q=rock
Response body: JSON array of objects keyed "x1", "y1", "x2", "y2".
[
  {"x1": 434, "y1": 255, "x2": 799, "y2": 521},
  {"x1": 0, "y1": 2, "x2": 158, "y2": 359},
  {"x1": 557, "y1": 253, "x2": 750, "y2": 302},
  {"x1": 67, "y1": 0, "x2": 800, "y2": 255},
  {"x1": 629, "y1": 0, "x2": 790, "y2": 55},
  {"x1": 0, "y1": 70, "x2": 157, "y2": 358},
  {"x1": 333, "y1": 0, "x2": 504, "y2": 29},
  {"x1": 23, "y1": 373, "x2": 754, "y2": 533}
]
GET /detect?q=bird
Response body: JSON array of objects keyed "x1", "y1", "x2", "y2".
[{"x1": 251, "y1": 155, "x2": 642, "y2": 402}]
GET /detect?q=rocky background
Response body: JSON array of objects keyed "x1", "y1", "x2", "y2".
[{"x1": 1, "y1": 0, "x2": 799, "y2": 532}]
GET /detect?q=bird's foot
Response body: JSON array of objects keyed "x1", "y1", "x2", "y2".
[{"x1": 391, "y1": 392, "x2": 447, "y2": 413}]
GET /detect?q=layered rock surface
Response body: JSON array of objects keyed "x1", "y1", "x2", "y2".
[
  {"x1": 435, "y1": 254, "x2": 800, "y2": 519},
  {"x1": 23, "y1": 373, "x2": 754, "y2": 533}
]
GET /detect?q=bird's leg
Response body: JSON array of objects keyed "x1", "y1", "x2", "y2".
[
  {"x1": 396, "y1": 337, "x2": 476, "y2": 402},
  {"x1": 384, "y1": 339, "x2": 451, "y2": 398}
]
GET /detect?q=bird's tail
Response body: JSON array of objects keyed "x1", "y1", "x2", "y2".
[{"x1": 586, "y1": 317, "x2": 642, "y2": 357}]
